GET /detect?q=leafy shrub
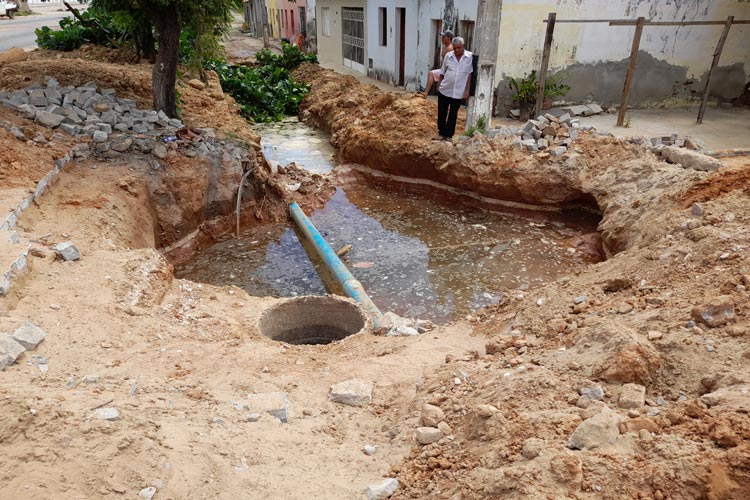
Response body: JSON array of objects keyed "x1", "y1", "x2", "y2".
[
  {"x1": 204, "y1": 43, "x2": 317, "y2": 123},
  {"x1": 35, "y1": 6, "x2": 127, "y2": 51},
  {"x1": 509, "y1": 70, "x2": 571, "y2": 106}
]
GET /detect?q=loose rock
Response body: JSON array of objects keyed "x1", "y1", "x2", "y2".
[
  {"x1": 521, "y1": 437, "x2": 546, "y2": 459},
  {"x1": 691, "y1": 296, "x2": 735, "y2": 327},
  {"x1": 11, "y1": 322, "x2": 46, "y2": 350},
  {"x1": 329, "y1": 379, "x2": 373, "y2": 407},
  {"x1": 91, "y1": 408, "x2": 121, "y2": 421},
  {"x1": 420, "y1": 403, "x2": 445, "y2": 427},
  {"x1": 415, "y1": 426, "x2": 443, "y2": 445},
  {"x1": 365, "y1": 478, "x2": 398, "y2": 500},
  {"x1": 618, "y1": 383, "x2": 646, "y2": 409},
  {"x1": 567, "y1": 408, "x2": 623, "y2": 450},
  {"x1": 54, "y1": 242, "x2": 81, "y2": 261}
]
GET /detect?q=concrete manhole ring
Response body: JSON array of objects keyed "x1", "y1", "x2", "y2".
[{"x1": 258, "y1": 295, "x2": 368, "y2": 345}]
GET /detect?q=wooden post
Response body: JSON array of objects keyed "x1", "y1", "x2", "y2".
[
  {"x1": 697, "y1": 16, "x2": 734, "y2": 124},
  {"x1": 617, "y1": 16, "x2": 644, "y2": 127},
  {"x1": 535, "y1": 12, "x2": 557, "y2": 118}
]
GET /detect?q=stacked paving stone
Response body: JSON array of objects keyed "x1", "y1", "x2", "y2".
[
  {"x1": 0, "y1": 76, "x2": 193, "y2": 153},
  {"x1": 487, "y1": 112, "x2": 594, "y2": 156},
  {"x1": 0, "y1": 322, "x2": 46, "y2": 371}
]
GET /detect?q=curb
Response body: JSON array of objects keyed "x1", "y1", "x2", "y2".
[{"x1": 0, "y1": 148, "x2": 75, "y2": 296}]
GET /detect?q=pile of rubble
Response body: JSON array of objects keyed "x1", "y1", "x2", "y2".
[
  {"x1": 0, "y1": 77, "x2": 243, "y2": 162},
  {"x1": 486, "y1": 112, "x2": 591, "y2": 157}
]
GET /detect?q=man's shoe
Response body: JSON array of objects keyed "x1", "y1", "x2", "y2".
[{"x1": 431, "y1": 135, "x2": 445, "y2": 141}]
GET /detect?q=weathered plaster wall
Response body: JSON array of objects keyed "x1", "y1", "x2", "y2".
[
  {"x1": 494, "y1": 0, "x2": 750, "y2": 112},
  {"x1": 315, "y1": 0, "x2": 368, "y2": 71},
  {"x1": 411, "y1": 0, "x2": 478, "y2": 91},
  {"x1": 366, "y1": 1, "x2": 419, "y2": 88}
]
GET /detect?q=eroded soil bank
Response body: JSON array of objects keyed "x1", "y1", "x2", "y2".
[
  {"x1": 295, "y1": 63, "x2": 750, "y2": 499},
  {"x1": 0, "y1": 48, "x2": 747, "y2": 500}
]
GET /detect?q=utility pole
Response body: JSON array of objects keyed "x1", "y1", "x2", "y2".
[{"x1": 466, "y1": 0, "x2": 503, "y2": 131}]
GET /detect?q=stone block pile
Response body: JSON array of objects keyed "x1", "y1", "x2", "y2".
[
  {"x1": 0, "y1": 322, "x2": 46, "y2": 371},
  {"x1": 0, "y1": 77, "x2": 184, "y2": 141},
  {"x1": 488, "y1": 112, "x2": 596, "y2": 156}
]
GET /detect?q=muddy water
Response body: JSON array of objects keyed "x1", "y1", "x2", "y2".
[{"x1": 175, "y1": 120, "x2": 599, "y2": 323}]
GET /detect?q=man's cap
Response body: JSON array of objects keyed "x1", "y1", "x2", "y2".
[{"x1": 440, "y1": 30, "x2": 454, "y2": 38}]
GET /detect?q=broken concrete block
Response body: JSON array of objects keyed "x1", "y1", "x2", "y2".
[
  {"x1": 0, "y1": 333, "x2": 26, "y2": 367},
  {"x1": 111, "y1": 136, "x2": 133, "y2": 152},
  {"x1": 28, "y1": 89, "x2": 48, "y2": 107},
  {"x1": 59, "y1": 123, "x2": 79, "y2": 136},
  {"x1": 564, "y1": 105, "x2": 590, "y2": 116},
  {"x1": 586, "y1": 103, "x2": 603, "y2": 115},
  {"x1": 54, "y1": 241, "x2": 81, "y2": 261},
  {"x1": 247, "y1": 392, "x2": 289, "y2": 422},
  {"x1": 365, "y1": 478, "x2": 399, "y2": 500},
  {"x1": 92, "y1": 130, "x2": 108, "y2": 143},
  {"x1": 12, "y1": 322, "x2": 46, "y2": 350},
  {"x1": 329, "y1": 379, "x2": 373, "y2": 407},
  {"x1": 550, "y1": 146, "x2": 567, "y2": 156}
]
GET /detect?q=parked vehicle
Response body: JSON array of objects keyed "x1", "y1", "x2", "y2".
[{"x1": 0, "y1": 1, "x2": 18, "y2": 19}]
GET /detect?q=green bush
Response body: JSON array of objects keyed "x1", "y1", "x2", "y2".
[
  {"x1": 204, "y1": 43, "x2": 317, "y2": 123},
  {"x1": 35, "y1": 6, "x2": 126, "y2": 51},
  {"x1": 509, "y1": 70, "x2": 571, "y2": 106}
]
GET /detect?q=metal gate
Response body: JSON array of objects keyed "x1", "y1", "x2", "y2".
[{"x1": 342, "y1": 7, "x2": 365, "y2": 73}]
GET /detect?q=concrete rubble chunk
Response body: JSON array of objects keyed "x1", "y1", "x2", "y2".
[
  {"x1": 691, "y1": 296, "x2": 734, "y2": 327},
  {"x1": 29, "y1": 89, "x2": 48, "y2": 107},
  {"x1": 415, "y1": 426, "x2": 443, "y2": 445},
  {"x1": 12, "y1": 322, "x2": 46, "y2": 350},
  {"x1": 329, "y1": 379, "x2": 373, "y2": 407},
  {"x1": 247, "y1": 392, "x2": 289, "y2": 422},
  {"x1": 365, "y1": 478, "x2": 399, "y2": 500},
  {"x1": 420, "y1": 403, "x2": 445, "y2": 427},
  {"x1": 567, "y1": 407, "x2": 623, "y2": 450},
  {"x1": 54, "y1": 241, "x2": 81, "y2": 261},
  {"x1": 152, "y1": 143, "x2": 168, "y2": 159},
  {"x1": 111, "y1": 136, "x2": 133, "y2": 152},
  {"x1": 0, "y1": 334, "x2": 27, "y2": 369},
  {"x1": 662, "y1": 146, "x2": 722, "y2": 172},
  {"x1": 35, "y1": 111, "x2": 65, "y2": 128},
  {"x1": 618, "y1": 383, "x2": 646, "y2": 409},
  {"x1": 91, "y1": 408, "x2": 121, "y2": 421}
]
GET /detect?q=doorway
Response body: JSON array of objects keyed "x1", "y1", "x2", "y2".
[
  {"x1": 395, "y1": 7, "x2": 405, "y2": 86},
  {"x1": 342, "y1": 7, "x2": 365, "y2": 73}
]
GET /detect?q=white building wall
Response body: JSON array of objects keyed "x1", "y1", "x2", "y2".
[
  {"x1": 316, "y1": 0, "x2": 368, "y2": 72},
  {"x1": 494, "y1": 0, "x2": 750, "y2": 110},
  {"x1": 365, "y1": 1, "x2": 418, "y2": 89}
]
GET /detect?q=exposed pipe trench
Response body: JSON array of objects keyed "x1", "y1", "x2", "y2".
[
  {"x1": 235, "y1": 167, "x2": 256, "y2": 238},
  {"x1": 289, "y1": 202, "x2": 384, "y2": 330}
]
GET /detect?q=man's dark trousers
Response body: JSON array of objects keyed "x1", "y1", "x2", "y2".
[{"x1": 437, "y1": 91, "x2": 463, "y2": 139}]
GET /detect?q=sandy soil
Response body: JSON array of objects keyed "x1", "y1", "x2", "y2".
[{"x1": 0, "y1": 48, "x2": 749, "y2": 500}]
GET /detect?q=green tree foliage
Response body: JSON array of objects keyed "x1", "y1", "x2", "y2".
[
  {"x1": 35, "y1": 5, "x2": 128, "y2": 51},
  {"x1": 204, "y1": 43, "x2": 318, "y2": 123},
  {"x1": 90, "y1": 0, "x2": 242, "y2": 117}
]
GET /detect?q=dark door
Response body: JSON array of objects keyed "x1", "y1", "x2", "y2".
[{"x1": 397, "y1": 8, "x2": 405, "y2": 86}]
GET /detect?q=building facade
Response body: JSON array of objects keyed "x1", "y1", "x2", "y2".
[{"x1": 316, "y1": 0, "x2": 368, "y2": 73}]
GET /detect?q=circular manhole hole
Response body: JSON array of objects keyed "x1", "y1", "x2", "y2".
[{"x1": 258, "y1": 296, "x2": 368, "y2": 345}]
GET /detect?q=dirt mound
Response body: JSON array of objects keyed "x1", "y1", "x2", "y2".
[
  {"x1": 0, "y1": 54, "x2": 260, "y2": 145},
  {"x1": 675, "y1": 163, "x2": 750, "y2": 207},
  {"x1": 30, "y1": 44, "x2": 141, "y2": 65}
]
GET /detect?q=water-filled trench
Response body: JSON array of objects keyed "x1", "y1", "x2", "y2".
[{"x1": 175, "y1": 119, "x2": 601, "y2": 324}]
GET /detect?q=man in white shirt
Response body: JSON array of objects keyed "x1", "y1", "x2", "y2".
[{"x1": 434, "y1": 37, "x2": 473, "y2": 141}]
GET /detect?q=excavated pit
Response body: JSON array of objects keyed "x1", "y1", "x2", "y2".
[
  {"x1": 258, "y1": 296, "x2": 367, "y2": 345},
  {"x1": 175, "y1": 119, "x2": 605, "y2": 324}
]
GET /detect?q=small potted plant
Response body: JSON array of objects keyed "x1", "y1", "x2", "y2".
[{"x1": 510, "y1": 70, "x2": 571, "y2": 120}]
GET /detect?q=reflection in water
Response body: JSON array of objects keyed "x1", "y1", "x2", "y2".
[
  {"x1": 252, "y1": 118, "x2": 335, "y2": 174},
  {"x1": 176, "y1": 186, "x2": 597, "y2": 324}
]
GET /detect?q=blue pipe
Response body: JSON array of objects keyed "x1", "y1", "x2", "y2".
[{"x1": 289, "y1": 202, "x2": 384, "y2": 330}]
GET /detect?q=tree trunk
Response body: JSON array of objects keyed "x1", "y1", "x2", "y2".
[
  {"x1": 18, "y1": 1, "x2": 30, "y2": 13},
  {"x1": 152, "y1": 7, "x2": 181, "y2": 118}
]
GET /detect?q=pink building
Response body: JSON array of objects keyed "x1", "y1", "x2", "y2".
[{"x1": 268, "y1": 0, "x2": 308, "y2": 42}]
